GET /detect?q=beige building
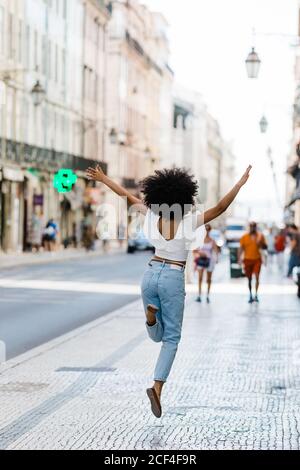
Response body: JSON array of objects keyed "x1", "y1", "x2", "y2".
[
  {"x1": 0, "y1": 0, "x2": 110, "y2": 252},
  {"x1": 105, "y1": 0, "x2": 173, "y2": 192}
]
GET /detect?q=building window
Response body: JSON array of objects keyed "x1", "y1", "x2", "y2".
[
  {"x1": 48, "y1": 40, "x2": 52, "y2": 79},
  {"x1": 62, "y1": 49, "x2": 66, "y2": 87},
  {"x1": 55, "y1": 44, "x2": 59, "y2": 82},
  {"x1": 42, "y1": 35, "x2": 47, "y2": 75},
  {"x1": 42, "y1": 107, "x2": 47, "y2": 146},
  {"x1": 63, "y1": 0, "x2": 67, "y2": 20},
  {"x1": 8, "y1": 13, "x2": 14, "y2": 59},
  {"x1": 26, "y1": 25, "x2": 31, "y2": 68},
  {"x1": 22, "y1": 97, "x2": 29, "y2": 143}
]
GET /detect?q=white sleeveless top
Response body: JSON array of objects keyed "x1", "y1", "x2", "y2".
[{"x1": 143, "y1": 210, "x2": 205, "y2": 262}]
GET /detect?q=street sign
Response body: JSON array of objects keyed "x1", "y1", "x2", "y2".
[{"x1": 33, "y1": 194, "x2": 44, "y2": 206}]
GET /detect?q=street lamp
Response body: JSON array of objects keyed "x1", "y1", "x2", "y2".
[
  {"x1": 245, "y1": 47, "x2": 261, "y2": 79},
  {"x1": 109, "y1": 128, "x2": 118, "y2": 145},
  {"x1": 31, "y1": 80, "x2": 46, "y2": 106},
  {"x1": 259, "y1": 115, "x2": 268, "y2": 133}
]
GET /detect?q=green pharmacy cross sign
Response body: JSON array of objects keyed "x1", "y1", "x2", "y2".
[{"x1": 53, "y1": 169, "x2": 78, "y2": 193}]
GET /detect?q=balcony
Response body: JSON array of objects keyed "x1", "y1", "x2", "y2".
[
  {"x1": 0, "y1": 137, "x2": 107, "y2": 175},
  {"x1": 95, "y1": 0, "x2": 112, "y2": 15}
]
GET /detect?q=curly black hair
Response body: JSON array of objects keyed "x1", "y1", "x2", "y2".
[{"x1": 140, "y1": 168, "x2": 198, "y2": 217}]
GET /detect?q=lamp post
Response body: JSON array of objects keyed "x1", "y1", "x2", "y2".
[
  {"x1": 259, "y1": 115, "x2": 268, "y2": 133},
  {"x1": 109, "y1": 128, "x2": 118, "y2": 145},
  {"x1": 144, "y1": 146, "x2": 151, "y2": 160},
  {"x1": 245, "y1": 47, "x2": 261, "y2": 79},
  {"x1": 31, "y1": 80, "x2": 46, "y2": 106}
]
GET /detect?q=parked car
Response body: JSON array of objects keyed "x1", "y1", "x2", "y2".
[
  {"x1": 225, "y1": 218, "x2": 247, "y2": 244},
  {"x1": 127, "y1": 230, "x2": 154, "y2": 254}
]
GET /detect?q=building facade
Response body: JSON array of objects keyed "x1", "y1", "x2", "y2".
[
  {"x1": 105, "y1": 0, "x2": 173, "y2": 189},
  {"x1": 0, "y1": 0, "x2": 109, "y2": 252}
]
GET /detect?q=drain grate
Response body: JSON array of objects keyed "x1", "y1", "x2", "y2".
[{"x1": 56, "y1": 367, "x2": 116, "y2": 373}]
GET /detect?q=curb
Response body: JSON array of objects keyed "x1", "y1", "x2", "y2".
[{"x1": 0, "y1": 247, "x2": 125, "y2": 270}]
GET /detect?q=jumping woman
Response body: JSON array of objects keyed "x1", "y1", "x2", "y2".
[{"x1": 86, "y1": 164, "x2": 252, "y2": 418}]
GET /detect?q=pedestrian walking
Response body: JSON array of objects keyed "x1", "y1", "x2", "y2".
[
  {"x1": 239, "y1": 222, "x2": 267, "y2": 303},
  {"x1": 42, "y1": 218, "x2": 59, "y2": 252},
  {"x1": 194, "y1": 224, "x2": 219, "y2": 304},
  {"x1": 82, "y1": 218, "x2": 95, "y2": 251},
  {"x1": 86, "y1": 164, "x2": 252, "y2": 418}
]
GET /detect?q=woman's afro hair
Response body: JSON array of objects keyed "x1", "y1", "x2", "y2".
[{"x1": 140, "y1": 167, "x2": 198, "y2": 215}]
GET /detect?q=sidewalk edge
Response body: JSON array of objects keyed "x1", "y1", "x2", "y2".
[{"x1": 0, "y1": 247, "x2": 125, "y2": 270}]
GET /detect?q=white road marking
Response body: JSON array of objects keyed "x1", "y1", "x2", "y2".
[{"x1": 0, "y1": 279, "x2": 296, "y2": 295}]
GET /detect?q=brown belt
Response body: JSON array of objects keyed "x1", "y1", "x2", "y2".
[{"x1": 150, "y1": 258, "x2": 186, "y2": 269}]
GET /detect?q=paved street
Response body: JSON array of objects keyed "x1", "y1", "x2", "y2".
[
  {"x1": 0, "y1": 251, "x2": 149, "y2": 359},
  {"x1": 0, "y1": 258, "x2": 299, "y2": 450}
]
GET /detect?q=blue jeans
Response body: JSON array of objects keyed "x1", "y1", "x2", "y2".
[{"x1": 141, "y1": 261, "x2": 186, "y2": 382}]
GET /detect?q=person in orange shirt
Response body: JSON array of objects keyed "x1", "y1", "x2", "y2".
[{"x1": 239, "y1": 222, "x2": 267, "y2": 303}]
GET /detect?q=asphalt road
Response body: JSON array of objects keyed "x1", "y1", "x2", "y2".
[{"x1": 0, "y1": 251, "x2": 151, "y2": 360}]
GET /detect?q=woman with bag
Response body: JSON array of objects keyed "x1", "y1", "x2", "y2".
[{"x1": 194, "y1": 224, "x2": 219, "y2": 303}]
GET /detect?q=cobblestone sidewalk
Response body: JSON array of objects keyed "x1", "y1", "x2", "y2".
[{"x1": 0, "y1": 284, "x2": 300, "y2": 450}]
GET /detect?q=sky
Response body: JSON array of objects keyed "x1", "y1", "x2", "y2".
[{"x1": 143, "y1": 0, "x2": 299, "y2": 224}]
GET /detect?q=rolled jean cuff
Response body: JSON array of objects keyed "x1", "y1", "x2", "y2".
[
  {"x1": 154, "y1": 377, "x2": 167, "y2": 383},
  {"x1": 145, "y1": 321, "x2": 158, "y2": 328}
]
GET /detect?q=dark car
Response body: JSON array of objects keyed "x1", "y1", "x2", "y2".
[{"x1": 127, "y1": 230, "x2": 154, "y2": 254}]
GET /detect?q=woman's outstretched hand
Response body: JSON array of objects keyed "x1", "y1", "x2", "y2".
[
  {"x1": 202, "y1": 165, "x2": 252, "y2": 225},
  {"x1": 237, "y1": 165, "x2": 252, "y2": 188},
  {"x1": 86, "y1": 165, "x2": 106, "y2": 182}
]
